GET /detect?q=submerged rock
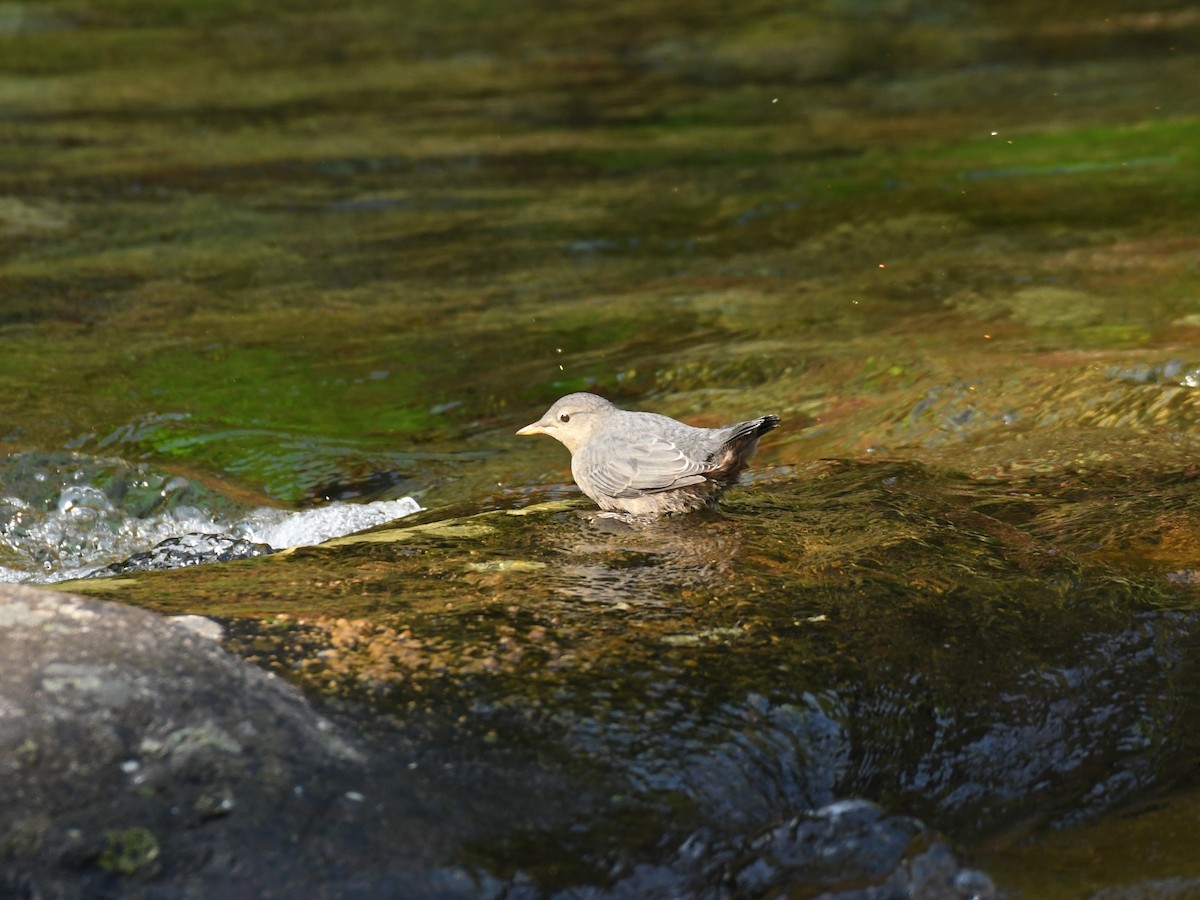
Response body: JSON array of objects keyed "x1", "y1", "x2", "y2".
[
  {"x1": 98, "y1": 532, "x2": 276, "y2": 575},
  {"x1": 563, "y1": 800, "x2": 995, "y2": 899}
]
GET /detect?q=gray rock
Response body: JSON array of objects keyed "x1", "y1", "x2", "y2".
[
  {"x1": 166, "y1": 614, "x2": 225, "y2": 641},
  {"x1": 0, "y1": 581, "x2": 996, "y2": 898},
  {"x1": 0, "y1": 584, "x2": 461, "y2": 899},
  {"x1": 98, "y1": 533, "x2": 275, "y2": 575}
]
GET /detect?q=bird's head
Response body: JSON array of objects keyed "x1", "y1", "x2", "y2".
[{"x1": 516, "y1": 392, "x2": 615, "y2": 454}]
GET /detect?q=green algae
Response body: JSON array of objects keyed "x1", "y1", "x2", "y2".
[{"x1": 98, "y1": 826, "x2": 159, "y2": 876}]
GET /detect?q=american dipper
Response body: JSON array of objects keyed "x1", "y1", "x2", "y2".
[{"x1": 516, "y1": 392, "x2": 780, "y2": 517}]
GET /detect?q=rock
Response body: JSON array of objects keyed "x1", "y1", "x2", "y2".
[
  {"x1": 0, "y1": 581, "x2": 996, "y2": 897},
  {"x1": 166, "y1": 614, "x2": 225, "y2": 641},
  {"x1": 568, "y1": 800, "x2": 996, "y2": 899},
  {"x1": 98, "y1": 533, "x2": 275, "y2": 575},
  {"x1": 0, "y1": 584, "x2": 461, "y2": 898}
]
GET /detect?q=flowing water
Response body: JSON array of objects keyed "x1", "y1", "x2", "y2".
[{"x1": 3, "y1": 0, "x2": 1200, "y2": 895}]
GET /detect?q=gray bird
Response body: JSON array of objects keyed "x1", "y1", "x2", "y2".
[{"x1": 516, "y1": 392, "x2": 780, "y2": 518}]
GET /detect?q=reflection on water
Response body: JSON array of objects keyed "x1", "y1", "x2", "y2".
[{"x1": 547, "y1": 513, "x2": 743, "y2": 609}]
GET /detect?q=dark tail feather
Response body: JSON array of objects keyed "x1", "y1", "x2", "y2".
[
  {"x1": 728, "y1": 414, "x2": 780, "y2": 441},
  {"x1": 707, "y1": 414, "x2": 781, "y2": 484},
  {"x1": 753, "y1": 414, "x2": 780, "y2": 436}
]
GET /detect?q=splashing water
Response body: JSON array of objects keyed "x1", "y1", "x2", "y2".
[
  {"x1": 0, "y1": 451, "x2": 421, "y2": 584},
  {"x1": 229, "y1": 500, "x2": 421, "y2": 550}
]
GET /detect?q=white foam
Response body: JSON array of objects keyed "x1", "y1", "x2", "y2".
[
  {"x1": 0, "y1": 492, "x2": 423, "y2": 584},
  {"x1": 234, "y1": 498, "x2": 423, "y2": 549}
]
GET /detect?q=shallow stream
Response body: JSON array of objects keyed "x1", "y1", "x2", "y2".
[{"x1": 4, "y1": 0, "x2": 1200, "y2": 895}]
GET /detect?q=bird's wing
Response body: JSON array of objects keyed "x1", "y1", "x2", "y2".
[{"x1": 580, "y1": 435, "x2": 710, "y2": 498}]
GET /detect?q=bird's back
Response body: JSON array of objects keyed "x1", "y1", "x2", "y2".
[{"x1": 574, "y1": 410, "x2": 779, "y2": 516}]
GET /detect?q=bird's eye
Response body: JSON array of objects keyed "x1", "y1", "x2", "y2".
[{"x1": 558, "y1": 413, "x2": 571, "y2": 423}]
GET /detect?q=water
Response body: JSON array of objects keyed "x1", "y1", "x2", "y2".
[
  {"x1": 0, "y1": 450, "x2": 420, "y2": 583},
  {"x1": 3, "y1": 0, "x2": 1200, "y2": 894}
]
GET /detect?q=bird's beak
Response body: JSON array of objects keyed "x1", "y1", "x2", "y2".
[{"x1": 516, "y1": 421, "x2": 547, "y2": 436}]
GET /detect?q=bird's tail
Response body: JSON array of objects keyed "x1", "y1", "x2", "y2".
[
  {"x1": 729, "y1": 414, "x2": 780, "y2": 441},
  {"x1": 753, "y1": 414, "x2": 780, "y2": 436}
]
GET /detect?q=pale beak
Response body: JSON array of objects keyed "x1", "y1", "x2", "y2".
[{"x1": 516, "y1": 421, "x2": 547, "y2": 436}]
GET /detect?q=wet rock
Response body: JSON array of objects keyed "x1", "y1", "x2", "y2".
[
  {"x1": 556, "y1": 800, "x2": 995, "y2": 899},
  {"x1": 0, "y1": 583, "x2": 1000, "y2": 898},
  {"x1": 0, "y1": 585, "x2": 461, "y2": 898},
  {"x1": 1107, "y1": 357, "x2": 1200, "y2": 388},
  {"x1": 98, "y1": 532, "x2": 276, "y2": 575},
  {"x1": 166, "y1": 614, "x2": 225, "y2": 641}
]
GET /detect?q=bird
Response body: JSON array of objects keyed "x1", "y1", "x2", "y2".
[{"x1": 516, "y1": 392, "x2": 780, "y2": 518}]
